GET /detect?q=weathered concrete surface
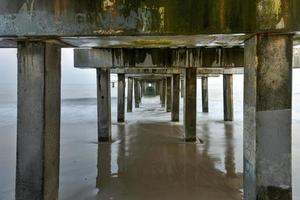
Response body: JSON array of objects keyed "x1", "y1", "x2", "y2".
[
  {"x1": 161, "y1": 79, "x2": 166, "y2": 107},
  {"x1": 97, "y1": 68, "x2": 111, "y2": 142},
  {"x1": 16, "y1": 41, "x2": 61, "y2": 200},
  {"x1": 74, "y1": 48, "x2": 244, "y2": 69},
  {"x1": 110, "y1": 67, "x2": 244, "y2": 75},
  {"x1": 127, "y1": 77, "x2": 133, "y2": 112},
  {"x1": 202, "y1": 77, "x2": 209, "y2": 113},
  {"x1": 244, "y1": 34, "x2": 293, "y2": 200},
  {"x1": 166, "y1": 77, "x2": 172, "y2": 112},
  {"x1": 171, "y1": 74, "x2": 180, "y2": 122},
  {"x1": 180, "y1": 79, "x2": 184, "y2": 98},
  {"x1": 0, "y1": 0, "x2": 299, "y2": 37},
  {"x1": 118, "y1": 74, "x2": 125, "y2": 122},
  {"x1": 223, "y1": 74, "x2": 233, "y2": 121},
  {"x1": 184, "y1": 68, "x2": 197, "y2": 142},
  {"x1": 138, "y1": 80, "x2": 142, "y2": 103},
  {"x1": 134, "y1": 79, "x2": 140, "y2": 108}
]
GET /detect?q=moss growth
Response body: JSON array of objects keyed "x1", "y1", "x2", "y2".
[{"x1": 132, "y1": 39, "x2": 176, "y2": 46}]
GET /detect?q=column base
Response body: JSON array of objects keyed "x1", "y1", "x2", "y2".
[
  {"x1": 184, "y1": 137, "x2": 197, "y2": 142},
  {"x1": 98, "y1": 137, "x2": 110, "y2": 142}
]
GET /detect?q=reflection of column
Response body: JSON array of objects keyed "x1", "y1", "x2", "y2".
[
  {"x1": 97, "y1": 68, "x2": 111, "y2": 142},
  {"x1": 202, "y1": 124, "x2": 210, "y2": 156},
  {"x1": 16, "y1": 42, "x2": 61, "y2": 200},
  {"x1": 96, "y1": 143, "x2": 111, "y2": 189},
  {"x1": 244, "y1": 34, "x2": 292, "y2": 199},
  {"x1": 224, "y1": 124, "x2": 236, "y2": 178},
  {"x1": 117, "y1": 125, "x2": 125, "y2": 175}
]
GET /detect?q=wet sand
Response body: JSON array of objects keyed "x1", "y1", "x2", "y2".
[
  {"x1": 59, "y1": 98, "x2": 243, "y2": 200},
  {"x1": 1, "y1": 94, "x2": 300, "y2": 199}
]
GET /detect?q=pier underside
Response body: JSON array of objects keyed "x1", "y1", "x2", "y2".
[{"x1": 1, "y1": 0, "x2": 299, "y2": 200}]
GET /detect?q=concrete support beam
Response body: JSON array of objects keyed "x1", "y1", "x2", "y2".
[
  {"x1": 16, "y1": 41, "x2": 61, "y2": 200},
  {"x1": 172, "y1": 74, "x2": 180, "y2": 122},
  {"x1": 202, "y1": 77, "x2": 209, "y2": 113},
  {"x1": 244, "y1": 34, "x2": 293, "y2": 200},
  {"x1": 223, "y1": 74, "x2": 233, "y2": 121},
  {"x1": 166, "y1": 77, "x2": 172, "y2": 112},
  {"x1": 117, "y1": 74, "x2": 125, "y2": 122},
  {"x1": 97, "y1": 68, "x2": 111, "y2": 142},
  {"x1": 161, "y1": 79, "x2": 166, "y2": 108},
  {"x1": 109, "y1": 67, "x2": 244, "y2": 75},
  {"x1": 127, "y1": 77, "x2": 133, "y2": 112},
  {"x1": 184, "y1": 68, "x2": 197, "y2": 142},
  {"x1": 134, "y1": 79, "x2": 140, "y2": 108}
]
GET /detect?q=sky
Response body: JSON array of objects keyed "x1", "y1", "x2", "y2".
[{"x1": 0, "y1": 48, "x2": 109, "y2": 86}]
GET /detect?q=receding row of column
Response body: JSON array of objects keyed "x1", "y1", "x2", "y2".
[{"x1": 16, "y1": 33, "x2": 293, "y2": 200}]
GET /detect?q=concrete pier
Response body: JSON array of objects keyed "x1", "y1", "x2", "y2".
[
  {"x1": 141, "y1": 81, "x2": 145, "y2": 97},
  {"x1": 16, "y1": 41, "x2": 61, "y2": 200},
  {"x1": 158, "y1": 81, "x2": 162, "y2": 102},
  {"x1": 127, "y1": 77, "x2": 133, "y2": 112},
  {"x1": 134, "y1": 79, "x2": 140, "y2": 108},
  {"x1": 244, "y1": 34, "x2": 293, "y2": 200},
  {"x1": 181, "y1": 79, "x2": 184, "y2": 98},
  {"x1": 138, "y1": 81, "x2": 142, "y2": 103},
  {"x1": 202, "y1": 77, "x2": 209, "y2": 113},
  {"x1": 171, "y1": 74, "x2": 180, "y2": 122},
  {"x1": 97, "y1": 68, "x2": 111, "y2": 142},
  {"x1": 166, "y1": 77, "x2": 172, "y2": 112},
  {"x1": 223, "y1": 74, "x2": 233, "y2": 121},
  {"x1": 118, "y1": 74, "x2": 125, "y2": 122},
  {"x1": 161, "y1": 79, "x2": 166, "y2": 108},
  {"x1": 184, "y1": 68, "x2": 197, "y2": 142}
]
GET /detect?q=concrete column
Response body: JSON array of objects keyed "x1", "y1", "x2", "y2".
[
  {"x1": 16, "y1": 41, "x2": 61, "y2": 200},
  {"x1": 184, "y1": 68, "x2": 197, "y2": 142},
  {"x1": 172, "y1": 74, "x2": 180, "y2": 122},
  {"x1": 244, "y1": 34, "x2": 293, "y2": 200},
  {"x1": 202, "y1": 77, "x2": 209, "y2": 113},
  {"x1": 97, "y1": 68, "x2": 111, "y2": 142},
  {"x1": 138, "y1": 81, "x2": 142, "y2": 103},
  {"x1": 181, "y1": 79, "x2": 184, "y2": 98},
  {"x1": 134, "y1": 79, "x2": 140, "y2": 108},
  {"x1": 223, "y1": 74, "x2": 234, "y2": 121},
  {"x1": 156, "y1": 81, "x2": 160, "y2": 96},
  {"x1": 117, "y1": 74, "x2": 125, "y2": 122},
  {"x1": 166, "y1": 77, "x2": 172, "y2": 112},
  {"x1": 161, "y1": 79, "x2": 166, "y2": 108},
  {"x1": 141, "y1": 81, "x2": 144, "y2": 97},
  {"x1": 127, "y1": 77, "x2": 133, "y2": 112}
]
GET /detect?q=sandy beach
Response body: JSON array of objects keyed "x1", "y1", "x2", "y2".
[{"x1": 1, "y1": 75, "x2": 300, "y2": 199}]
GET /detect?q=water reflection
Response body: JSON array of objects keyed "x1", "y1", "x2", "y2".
[
  {"x1": 95, "y1": 119, "x2": 242, "y2": 199},
  {"x1": 225, "y1": 123, "x2": 236, "y2": 178}
]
